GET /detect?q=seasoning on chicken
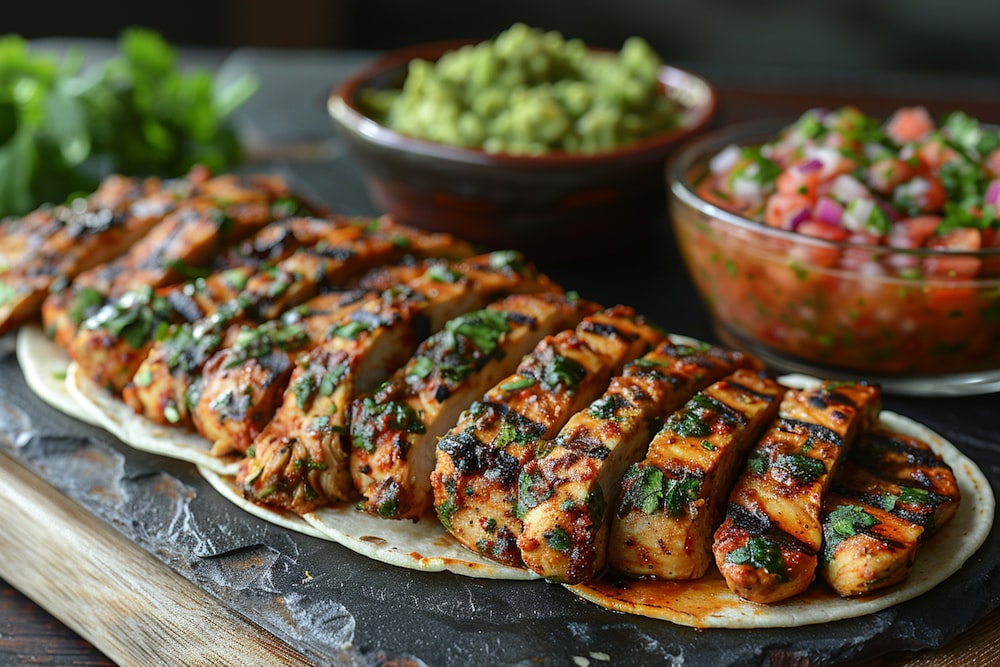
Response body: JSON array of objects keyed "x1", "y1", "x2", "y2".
[
  {"x1": 515, "y1": 339, "x2": 761, "y2": 583},
  {"x1": 351, "y1": 292, "x2": 598, "y2": 520},
  {"x1": 712, "y1": 380, "x2": 881, "y2": 604},
  {"x1": 199, "y1": 251, "x2": 558, "y2": 458},
  {"x1": 237, "y1": 251, "x2": 561, "y2": 513},
  {"x1": 432, "y1": 306, "x2": 662, "y2": 567},
  {"x1": 71, "y1": 215, "x2": 469, "y2": 394},
  {"x1": 0, "y1": 172, "x2": 196, "y2": 335},
  {"x1": 41, "y1": 176, "x2": 319, "y2": 347},
  {"x1": 819, "y1": 427, "x2": 961, "y2": 597},
  {"x1": 608, "y1": 369, "x2": 785, "y2": 580}
]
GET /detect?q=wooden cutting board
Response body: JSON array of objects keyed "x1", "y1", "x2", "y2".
[{"x1": 0, "y1": 450, "x2": 313, "y2": 666}]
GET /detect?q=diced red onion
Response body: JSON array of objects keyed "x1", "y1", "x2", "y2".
[
  {"x1": 814, "y1": 196, "x2": 844, "y2": 225},
  {"x1": 797, "y1": 158, "x2": 824, "y2": 173},
  {"x1": 985, "y1": 179, "x2": 1000, "y2": 207},
  {"x1": 788, "y1": 207, "x2": 811, "y2": 231}
]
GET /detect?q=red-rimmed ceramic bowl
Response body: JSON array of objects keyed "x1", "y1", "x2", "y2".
[{"x1": 328, "y1": 40, "x2": 717, "y2": 260}]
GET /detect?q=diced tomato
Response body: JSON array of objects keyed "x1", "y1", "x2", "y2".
[
  {"x1": 914, "y1": 175, "x2": 947, "y2": 213},
  {"x1": 789, "y1": 221, "x2": 847, "y2": 267},
  {"x1": 888, "y1": 215, "x2": 942, "y2": 249},
  {"x1": 916, "y1": 137, "x2": 960, "y2": 169},
  {"x1": 924, "y1": 227, "x2": 982, "y2": 278},
  {"x1": 866, "y1": 158, "x2": 915, "y2": 195},
  {"x1": 764, "y1": 192, "x2": 811, "y2": 229},
  {"x1": 884, "y1": 106, "x2": 935, "y2": 144},
  {"x1": 776, "y1": 165, "x2": 821, "y2": 200}
]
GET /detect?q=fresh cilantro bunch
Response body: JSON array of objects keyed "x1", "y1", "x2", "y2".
[{"x1": 0, "y1": 27, "x2": 257, "y2": 218}]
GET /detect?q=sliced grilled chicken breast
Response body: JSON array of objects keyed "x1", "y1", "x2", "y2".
[
  {"x1": 191, "y1": 290, "x2": 374, "y2": 456},
  {"x1": 712, "y1": 381, "x2": 881, "y2": 604},
  {"x1": 235, "y1": 251, "x2": 560, "y2": 513},
  {"x1": 72, "y1": 216, "x2": 469, "y2": 395},
  {"x1": 515, "y1": 339, "x2": 761, "y2": 583},
  {"x1": 818, "y1": 427, "x2": 962, "y2": 597},
  {"x1": 351, "y1": 292, "x2": 598, "y2": 520},
  {"x1": 0, "y1": 173, "x2": 175, "y2": 272},
  {"x1": 839, "y1": 428, "x2": 962, "y2": 533},
  {"x1": 41, "y1": 186, "x2": 319, "y2": 347},
  {"x1": 818, "y1": 493, "x2": 924, "y2": 598},
  {"x1": 608, "y1": 369, "x2": 785, "y2": 581},
  {"x1": 432, "y1": 306, "x2": 663, "y2": 567},
  {"x1": 183, "y1": 250, "x2": 557, "y2": 454},
  {"x1": 0, "y1": 173, "x2": 192, "y2": 335}
]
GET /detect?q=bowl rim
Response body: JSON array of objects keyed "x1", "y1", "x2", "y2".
[
  {"x1": 669, "y1": 117, "x2": 1000, "y2": 260},
  {"x1": 327, "y1": 39, "x2": 719, "y2": 168}
]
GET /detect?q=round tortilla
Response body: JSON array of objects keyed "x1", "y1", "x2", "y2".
[
  {"x1": 198, "y1": 464, "x2": 329, "y2": 540},
  {"x1": 198, "y1": 464, "x2": 538, "y2": 580},
  {"x1": 16, "y1": 325, "x2": 103, "y2": 427},
  {"x1": 567, "y1": 376, "x2": 995, "y2": 628},
  {"x1": 64, "y1": 360, "x2": 242, "y2": 476},
  {"x1": 19, "y1": 327, "x2": 994, "y2": 624},
  {"x1": 18, "y1": 325, "x2": 241, "y2": 475}
]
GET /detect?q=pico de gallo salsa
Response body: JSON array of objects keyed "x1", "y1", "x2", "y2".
[{"x1": 670, "y1": 106, "x2": 1000, "y2": 384}]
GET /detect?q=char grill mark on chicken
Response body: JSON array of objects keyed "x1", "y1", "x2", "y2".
[
  {"x1": 431, "y1": 306, "x2": 663, "y2": 567},
  {"x1": 711, "y1": 381, "x2": 882, "y2": 604},
  {"x1": 350, "y1": 292, "x2": 599, "y2": 521},
  {"x1": 41, "y1": 177, "x2": 321, "y2": 347},
  {"x1": 515, "y1": 339, "x2": 761, "y2": 583},
  {"x1": 70, "y1": 215, "x2": 470, "y2": 395},
  {"x1": 607, "y1": 369, "x2": 785, "y2": 581},
  {"x1": 0, "y1": 171, "x2": 203, "y2": 336},
  {"x1": 236, "y1": 251, "x2": 561, "y2": 513},
  {"x1": 818, "y1": 427, "x2": 961, "y2": 597}
]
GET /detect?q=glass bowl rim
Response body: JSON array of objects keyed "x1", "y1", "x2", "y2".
[{"x1": 668, "y1": 117, "x2": 1000, "y2": 263}]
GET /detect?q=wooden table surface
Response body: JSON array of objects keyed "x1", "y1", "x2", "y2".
[{"x1": 1, "y1": 43, "x2": 999, "y2": 666}]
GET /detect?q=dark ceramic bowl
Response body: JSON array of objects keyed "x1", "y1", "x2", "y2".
[{"x1": 328, "y1": 40, "x2": 717, "y2": 260}]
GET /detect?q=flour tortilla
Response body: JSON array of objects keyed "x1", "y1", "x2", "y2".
[
  {"x1": 199, "y1": 464, "x2": 538, "y2": 580},
  {"x1": 16, "y1": 325, "x2": 102, "y2": 426},
  {"x1": 18, "y1": 326, "x2": 994, "y2": 623},
  {"x1": 568, "y1": 375, "x2": 995, "y2": 628},
  {"x1": 64, "y1": 360, "x2": 242, "y2": 475}
]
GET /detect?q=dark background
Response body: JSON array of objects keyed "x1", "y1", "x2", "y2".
[{"x1": 5, "y1": 0, "x2": 1000, "y2": 77}]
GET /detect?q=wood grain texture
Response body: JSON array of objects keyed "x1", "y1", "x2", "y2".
[
  {"x1": 0, "y1": 581, "x2": 114, "y2": 666},
  {"x1": 0, "y1": 451, "x2": 315, "y2": 667}
]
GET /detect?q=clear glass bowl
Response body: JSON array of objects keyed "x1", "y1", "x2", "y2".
[{"x1": 668, "y1": 120, "x2": 1000, "y2": 396}]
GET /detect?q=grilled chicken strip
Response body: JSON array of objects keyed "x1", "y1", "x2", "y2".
[
  {"x1": 432, "y1": 306, "x2": 662, "y2": 567},
  {"x1": 608, "y1": 369, "x2": 785, "y2": 581},
  {"x1": 818, "y1": 427, "x2": 961, "y2": 598},
  {"x1": 41, "y1": 178, "x2": 318, "y2": 347},
  {"x1": 514, "y1": 339, "x2": 761, "y2": 583},
  {"x1": 197, "y1": 251, "x2": 556, "y2": 458},
  {"x1": 0, "y1": 173, "x2": 180, "y2": 271},
  {"x1": 236, "y1": 251, "x2": 559, "y2": 513},
  {"x1": 0, "y1": 172, "x2": 198, "y2": 335},
  {"x1": 819, "y1": 493, "x2": 924, "y2": 598},
  {"x1": 191, "y1": 289, "x2": 374, "y2": 456},
  {"x1": 72, "y1": 215, "x2": 469, "y2": 394},
  {"x1": 712, "y1": 381, "x2": 881, "y2": 604},
  {"x1": 838, "y1": 428, "x2": 961, "y2": 533},
  {"x1": 351, "y1": 292, "x2": 598, "y2": 520}
]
